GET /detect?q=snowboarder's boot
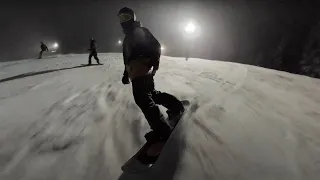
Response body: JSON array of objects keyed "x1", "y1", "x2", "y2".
[
  {"x1": 136, "y1": 131, "x2": 164, "y2": 164},
  {"x1": 166, "y1": 107, "x2": 185, "y2": 128},
  {"x1": 144, "y1": 131, "x2": 164, "y2": 143}
]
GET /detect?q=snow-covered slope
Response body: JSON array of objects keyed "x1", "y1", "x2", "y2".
[{"x1": 0, "y1": 53, "x2": 319, "y2": 180}]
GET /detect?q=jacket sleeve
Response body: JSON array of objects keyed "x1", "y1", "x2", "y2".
[
  {"x1": 93, "y1": 42, "x2": 97, "y2": 50},
  {"x1": 123, "y1": 68, "x2": 128, "y2": 78},
  {"x1": 145, "y1": 29, "x2": 161, "y2": 70},
  {"x1": 122, "y1": 39, "x2": 128, "y2": 77},
  {"x1": 130, "y1": 28, "x2": 161, "y2": 70}
]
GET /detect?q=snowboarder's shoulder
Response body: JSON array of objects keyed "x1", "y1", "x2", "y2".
[
  {"x1": 131, "y1": 27, "x2": 150, "y2": 39},
  {"x1": 132, "y1": 26, "x2": 149, "y2": 34}
]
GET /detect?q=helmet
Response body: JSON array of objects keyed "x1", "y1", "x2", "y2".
[
  {"x1": 117, "y1": 7, "x2": 136, "y2": 31},
  {"x1": 117, "y1": 7, "x2": 136, "y2": 23}
]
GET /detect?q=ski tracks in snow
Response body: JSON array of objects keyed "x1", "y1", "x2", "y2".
[
  {"x1": 167, "y1": 60, "x2": 250, "y2": 180},
  {"x1": 0, "y1": 55, "x2": 258, "y2": 180},
  {"x1": 1, "y1": 80, "x2": 154, "y2": 180},
  {"x1": 2, "y1": 54, "x2": 319, "y2": 180}
]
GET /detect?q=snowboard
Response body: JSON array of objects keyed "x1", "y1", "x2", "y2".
[
  {"x1": 81, "y1": 63, "x2": 104, "y2": 66},
  {"x1": 121, "y1": 100, "x2": 190, "y2": 173}
]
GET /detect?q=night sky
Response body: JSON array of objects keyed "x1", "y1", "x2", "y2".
[{"x1": 0, "y1": 0, "x2": 313, "y2": 64}]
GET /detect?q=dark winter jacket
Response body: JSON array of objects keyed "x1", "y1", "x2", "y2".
[
  {"x1": 122, "y1": 22, "x2": 161, "y2": 80},
  {"x1": 41, "y1": 44, "x2": 48, "y2": 51},
  {"x1": 89, "y1": 40, "x2": 97, "y2": 52}
]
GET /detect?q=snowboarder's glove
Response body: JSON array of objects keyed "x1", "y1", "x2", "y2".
[
  {"x1": 122, "y1": 70, "x2": 130, "y2": 84},
  {"x1": 122, "y1": 75, "x2": 130, "y2": 84}
]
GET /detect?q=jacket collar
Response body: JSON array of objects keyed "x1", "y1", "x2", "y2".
[{"x1": 123, "y1": 21, "x2": 142, "y2": 35}]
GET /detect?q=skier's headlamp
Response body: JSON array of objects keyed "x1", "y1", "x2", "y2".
[{"x1": 118, "y1": 13, "x2": 133, "y2": 23}]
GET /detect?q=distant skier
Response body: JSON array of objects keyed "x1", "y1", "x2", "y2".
[
  {"x1": 38, "y1": 42, "x2": 49, "y2": 59},
  {"x1": 117, "y1": 7, "x2": 185, "y2": 141},
  {"x1": 185, "y1": 51, "x2": 189, "y2": 61},
  {"x1": 88, "y1": 38, "x2": 101, "y2": 65}
]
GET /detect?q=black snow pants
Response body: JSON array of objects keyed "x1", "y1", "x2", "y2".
[
  {"x1": 132, "y1": 75, "x2": 184, "y2": 139},
  {"x1": 38, "y1": 50, "x2": 45, "y2": 59},
  {"x1": 88, "y1": 50, "x2": 100, "y2": 64}
]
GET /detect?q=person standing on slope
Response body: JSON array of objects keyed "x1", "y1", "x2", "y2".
[
  {"x1": 88, "y1": 38, "x2": 101, "y2": 65},
  {"x1": 117, "y1": 7, "x2": 185, "y2": 141},
  {"x1": 38, "y1": 42, "x2": 49, "y2": 59}
]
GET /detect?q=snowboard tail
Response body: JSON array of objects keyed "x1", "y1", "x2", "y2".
[
  {"x1": 121, "y1": 100, "x2": 190, "y2": 173},
  {"x1": 81, "y1": 63, "x2": 103, "y2": 66}
]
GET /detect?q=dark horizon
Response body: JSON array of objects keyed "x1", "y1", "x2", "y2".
[
  {"x1": 1, "y1": 0, "x2": 235, "y2": 60},
  {"x1": 1, "y1": 0, "x2": 320, "y2": 78}
]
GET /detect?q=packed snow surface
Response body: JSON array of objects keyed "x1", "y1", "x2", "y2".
[{"x1": 0, "y1": 53, "x2": 320, "y2": 180}]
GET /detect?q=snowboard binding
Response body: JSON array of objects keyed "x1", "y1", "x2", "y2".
[{"x1": 136, "y1": 131, "x2": 167, "y2": 164}]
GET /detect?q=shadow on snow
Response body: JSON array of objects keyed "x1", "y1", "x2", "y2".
[{"x1": 0, "y1": 64, "x2": 102, "y2": 84}]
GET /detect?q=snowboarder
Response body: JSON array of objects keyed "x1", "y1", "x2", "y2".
[
  {"x1": 117, "y1": 7, "x2": 185, "y2": 141},
  {"x1": 38, "y1": 42, "x2": 49, "y2": 59},
  {"x1": 88, "y1": 38, "x2": 101, "y2": 65}
]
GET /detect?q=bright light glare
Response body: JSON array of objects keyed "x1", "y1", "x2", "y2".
[
  {"x1": 118, "y1": 40, "x2": 122, "y2": 45},
  {"x1": 185, "y1": 22, "x2": 196, "y2": 34},
  {"x1": 160, "y1": 46, "x2": 165, "y2": 51},
  {"x1": 53, "y1": 42, "x2": 59, "y2": 48}
]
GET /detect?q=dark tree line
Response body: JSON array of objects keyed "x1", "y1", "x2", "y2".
[
  {"x1": 278, "y1": 1, "x2": 320, "y2": 77},
  {"x1": 253, "y1": 0, "x2": 320, "y2": 78}
]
